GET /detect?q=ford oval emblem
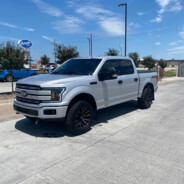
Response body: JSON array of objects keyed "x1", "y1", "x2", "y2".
[
  {"x1": 18, "y1": 40, "x2": 32, "y2": 48},
  {"x1": 21, "y1": 91, "x2": 27, "y2": 97}
]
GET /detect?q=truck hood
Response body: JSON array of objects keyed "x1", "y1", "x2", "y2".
[{"x1": 17, "y1": 74, "x2": 94, "y2": 87}]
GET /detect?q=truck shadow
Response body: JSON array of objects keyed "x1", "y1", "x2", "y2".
[{"x1": 15, "y1": 100, "x2": 139, "y2": 138}]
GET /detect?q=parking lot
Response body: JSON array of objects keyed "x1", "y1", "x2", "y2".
[{"x1": 0, "y1": 80, "x2": 184, "y2": 183}]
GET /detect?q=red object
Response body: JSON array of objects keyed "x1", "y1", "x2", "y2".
[{"x1": 159, "y1": 67, "x2": 164, "y2": 78}]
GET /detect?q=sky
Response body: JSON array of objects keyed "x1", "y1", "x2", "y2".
[{"x1": 0, "y1": 0, "x2": 184, "y2": 62}]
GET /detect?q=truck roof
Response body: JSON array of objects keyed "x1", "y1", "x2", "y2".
[{"x1": 73, "y1": 56, "x2": 131, "y2": 60}]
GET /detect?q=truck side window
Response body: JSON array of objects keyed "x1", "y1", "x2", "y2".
[
  {"x1": 100, "y1": 60, "x2": 119, "y2": 73},
  {"x1": 118, "y1": 60, "x2": 134, "y2": 75}
]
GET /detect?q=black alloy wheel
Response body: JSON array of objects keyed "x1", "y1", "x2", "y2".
[
  {"x1": 66, "y1": 101, "x2": 94, "y2": 135},
  {"x1": 138, "y1": 87, "x2": 154, "y2": 109}
]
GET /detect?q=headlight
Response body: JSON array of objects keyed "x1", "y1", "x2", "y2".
[{"x1": 43, "y1": 87, "x2": 66, "y2": 102}]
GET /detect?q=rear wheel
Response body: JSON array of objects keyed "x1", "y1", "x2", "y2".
[
  {"x1": 6, "y1": 75, "x2": 13, "y2": 82},
  {"x1": 138, "y1": 87, "x2": 153, "y2": 109},
  {"x1": 65, "y1": 101, "x2": 94, "y2": 135}
]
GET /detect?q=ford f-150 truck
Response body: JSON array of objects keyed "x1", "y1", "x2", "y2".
[
  {"x1": 0, "y1": 69, "x2": 38, "y2": 82},
  {"x1": 14, "y1": 57, "x2": 158, "y2": 135}
]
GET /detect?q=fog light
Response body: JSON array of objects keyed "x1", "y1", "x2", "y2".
[{"x1": 44, "y1": 109, "x2": 56, "y2": 115}]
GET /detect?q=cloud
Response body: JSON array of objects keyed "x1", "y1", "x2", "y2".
[
  {"x1": 24, "y1": 27, "x2": 35, "y2": 32},
  {"x1": 76, "y1": 5, "x2": 124, "y2": 36},
  {"x1": 155, "y1": 42, "x2": 161, "y2": 45},
  {"x1": 53, "y1": 16, "x2": 84, "y2": 34},
  {"x1": 169, "y1": 45, "x2": 184, "y2": 51},
  {"x1": 42, "y1": 35, "x2": 53, "y2": 42},
  {"x1": 152, "y1": 16, "x2": 162, "y2": 23},
  {"x1": 137, "y1": 12, "x2": 144, "y2": 16},
  {"x1": 129, "y1": 22, "x2": 140, "y2": 28},
  {"x1": 152, "y1": 0, "x2": 183, "y2": 23},
  {"x1": 169, "y1": 42, "x2": 177, "y2": 46},
  {"x1": 169, "y1": 50, "x2": 184, "y2": 54},
  {"x1": 156, "y1": 0, "x2": 171, "y2": 8},
  {"x1": 179, "y1": 27, "x2": 184, "y2": 39},
  {"x1": 31, "y1": 0, "x2": 62, "y2": 17},
  {"x1": 0, "y1": 36, "x2": 19, "y2": 41},
  {"x1": 98, "y1": 17, "x2": 124, "y2": 36},
  {"x1": 0, "y1": 21, "x2": 17, "y2": 28},
  {"x1": 0, "y1": 21, "x2": 35, "y2": 33},
  {"x1": 76, "y1": 6, "x2": 112, "y2": 19},
  {"x1": 168, "y1": 45, "x2": 184, "y2": 54}
]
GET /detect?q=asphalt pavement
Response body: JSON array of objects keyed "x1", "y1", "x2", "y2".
[{"x1": 0, "y1": 80, "x2": 184, "y2": 184}]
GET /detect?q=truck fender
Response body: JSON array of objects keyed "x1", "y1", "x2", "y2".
[
  {"x1": 138, "y1": 78, "x2": 153, "y2": 98},
  {"x1": 62, "y1": 86, "x2": 96, "y2": 106}
]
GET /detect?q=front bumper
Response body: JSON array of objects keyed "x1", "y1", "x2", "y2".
[{"x1": 13, "y1": 100, "x2": 68, "y2": 119}]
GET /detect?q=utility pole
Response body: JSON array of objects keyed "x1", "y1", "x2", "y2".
[
  {"x1": 54, "y1": 39, "x2": 57, "y2": 67},
  {"x1": 118, "y1": 3, "x2": 127, "y2": 57},
  {"x1": 87, "y1": 38, "x2": 91, "y2": 57}
]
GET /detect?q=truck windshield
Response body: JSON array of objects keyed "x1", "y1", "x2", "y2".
[{"x1": 52, "y1": 59, "x2": 102, "y2": 75}]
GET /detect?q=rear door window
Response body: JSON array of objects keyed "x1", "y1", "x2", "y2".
[{"x1": 117, "y1": 60, "x2": 134, "y2": 75}]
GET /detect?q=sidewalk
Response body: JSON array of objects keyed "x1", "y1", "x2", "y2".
[
  {"x1": 0, "y1": 82, "x2": 16, "y2": 94},
  {"x1": 158, "y1": 77, "x2": 184, "y2": 86}
]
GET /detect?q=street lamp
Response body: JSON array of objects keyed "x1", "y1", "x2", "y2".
[
  {"x1": 87, "y1": 38, "x2": 91, "y2": 57},
  {"x1": 118, "y1": 3, "x2": 127, "y2": 57}
]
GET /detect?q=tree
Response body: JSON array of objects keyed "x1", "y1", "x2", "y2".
[
  {"x1": 158, "y1": 59, "x2": 167, "y2": 69},
  {"x1": 142, "y1": 56, "x2": 156, "y2": 70},
  {"x1": 56, "y1": 44, "x2": 79, "y2": 64},
  {"x1": 40, "y1": 54, "x2": 50, "y2": 65},
  {"x1": 0, "y1": 42, "x2": 25, "y2": 93},
  {"x1": 128, "y1": 52, "x2": 140, "y2": 67},
  {"x1": 105, "y1": 48, "x2": 119, "y2": 56}
]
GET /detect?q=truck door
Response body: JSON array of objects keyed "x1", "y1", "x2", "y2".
[
  {"x1": 117, "y1": 59, "x2": 139, "y2": 101},
  {"x1": 98, "y1": 59, "x2": 124, "y2": 107}
]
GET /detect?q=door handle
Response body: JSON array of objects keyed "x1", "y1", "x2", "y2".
[
  {"x1": 134, "y1": 78, "x2": 138, "y2": 82},
  {"x1": 118, "y1": 80, "x2": 123, "y2": 85}
]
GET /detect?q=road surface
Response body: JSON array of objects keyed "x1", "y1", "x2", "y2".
[{"x1": 0, "y1": 80, "x2": 184, "y2": 184}]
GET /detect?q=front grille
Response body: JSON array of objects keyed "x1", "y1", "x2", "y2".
[
  {"x1": 16, "y1": 97, "x2": 41, "y2": 104},
  {"x1": 15, "y1": 84, "x2": 51, "y2": 105},
  {"x1": 14, "y1": 105, "x2": 38, "y2": 116},
  {"x1": 16, "y1": 84, "x2": 41, "y2": 90}
]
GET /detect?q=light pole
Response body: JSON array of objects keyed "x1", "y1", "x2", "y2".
[
  {"x1": 118, "y1": 3, "x2": 127, "y2": 57},
  {"x1": 87, "y1": 38, "x2": 91, "y2": 57},
  {"x1": 90, "y1": 33, "x2": 93, "y2": 58}
]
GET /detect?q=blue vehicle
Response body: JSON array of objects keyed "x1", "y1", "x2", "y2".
[{"x1": 0, "y1": 69, "x2": 38, "y2": 82}]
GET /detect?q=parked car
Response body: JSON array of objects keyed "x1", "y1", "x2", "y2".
[
  {"x1": 14, "y1": 57, "x2": 158, "y2": 135},
  {"x1": 0, "y1": 69, "x2": 38, "y2": 82}
]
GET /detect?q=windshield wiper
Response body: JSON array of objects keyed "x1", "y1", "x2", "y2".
[
  {"x1": 61, "y1": 71, "x2": 81, "y2": 75},
  {"x1": 52, "y1": 71, "x2": 60, "y2": 74}
]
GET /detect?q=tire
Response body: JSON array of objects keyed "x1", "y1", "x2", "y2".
[
  {"x1": 6, "y1": 75, "x2": 13, "y2": 82},
  {"x1": 65, "y1": 101, "x2": 94, "y2": 135},
  {"x1": 25, "y1": 116, "x2": 37, "y2": 122},
  {"x1": 138, "y1": 87, "x2": 154, "y2": 109}
]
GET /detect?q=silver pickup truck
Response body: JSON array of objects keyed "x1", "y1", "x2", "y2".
[{"x1": 14, "y1": 56, "x2": 158, "y2": 135}]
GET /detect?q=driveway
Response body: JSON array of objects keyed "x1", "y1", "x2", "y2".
[{"x1": 0, "y1": 80, "x2": 184, "y2": 184}]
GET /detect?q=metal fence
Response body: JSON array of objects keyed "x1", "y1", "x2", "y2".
[{"x1": 178, "y1": 65, "x2": 184, "y2": 77}]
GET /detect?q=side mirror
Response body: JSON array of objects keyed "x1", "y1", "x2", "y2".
[{"x1": 98, "y1": 67, "x2": 118, "y2": 81}]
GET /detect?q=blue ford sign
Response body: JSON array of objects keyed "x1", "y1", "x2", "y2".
[{"x1": 18, "y1": 40, "x2": 32, "y2": 48}]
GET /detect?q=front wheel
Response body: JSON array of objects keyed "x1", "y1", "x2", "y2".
[
  {"x1": 65, "y1": 101, "x2": 94, "y2": 135},
  {"x1": 138, "y1": 87, "x2": 154, "y2": 109},
  {"x1": 6, "y1": 75, "x2": 13, "y2": 82}
]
